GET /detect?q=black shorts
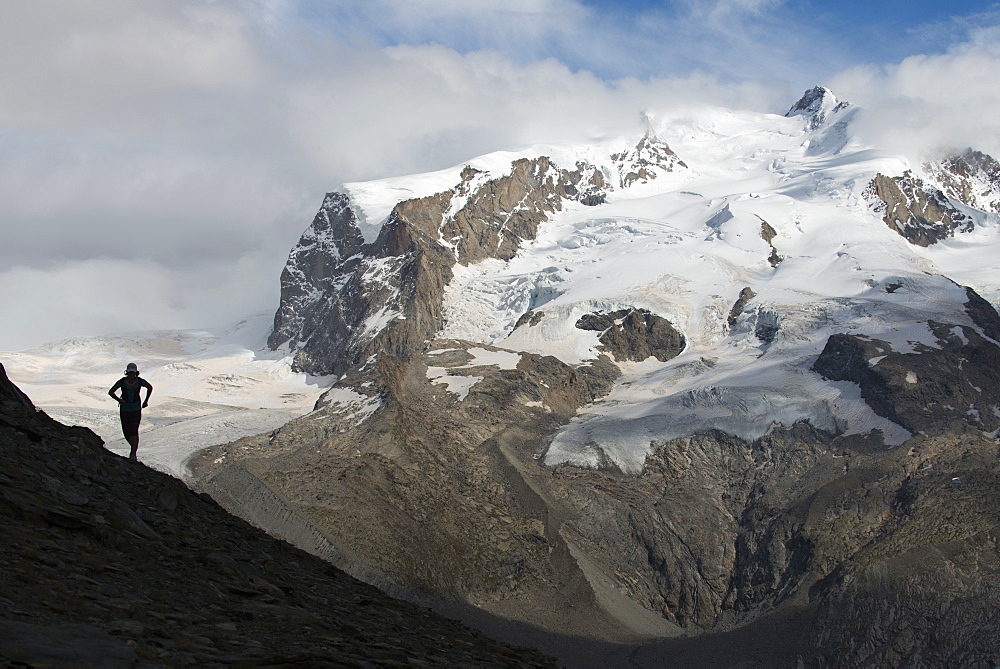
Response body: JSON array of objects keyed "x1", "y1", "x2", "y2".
[{"x1": 120, "y1": 410, "x2": 142, "y2": 438}]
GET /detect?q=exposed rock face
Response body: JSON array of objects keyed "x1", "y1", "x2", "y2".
[
  {"x1": 546, "y1": 422, "x2": 1000, "y2": 665},
  {"x1": 866, "y1": 172, "x2": 974, "y2": 246},
  {"x1": 727, "y1": 287, "x2": 756, "y2": 327},
  {"x1": 575, "y1": 309, "x2": 686, "y2": 362},
  {"x1": 929, "y1": 149, "x2": 1000, "y2": 213},
  {"x1": 785, "y1": 86, "x2": 849, "y2": 130},
  {"x1": 0, "y1": 363, "x2": 553, "y2": 667},
  {"x1": 269, "y1": 156, "x2": 618, "y2": 376},
  {"x1": 269, "y1": 192, "x2": 367, "y2": 354},
  {"x1": 804, "y1": 427, "x2": 1000, "y2": 665},
  {"x1": 758, "y1": 217, "x2": 782, "y2": 267},
  {"x1": 438, "y1": 157, "x2": 608, "y2": 264},
  {"x1": 611, "y1": 133, "x2": 687, "y2": 188},
  {"x1": 812, "y1": 288, "x2": 1000, "y2": 435},
  {"x1": 547, "y1": 424, "x2": 837, "y2": 628},
  {"x1": 965, "y1": 284, "x2": 1000, "y2": 340}
]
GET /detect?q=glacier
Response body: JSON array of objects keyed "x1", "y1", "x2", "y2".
[{"x1": 400, "y1": 96, "x2": 999, "y2": 472}]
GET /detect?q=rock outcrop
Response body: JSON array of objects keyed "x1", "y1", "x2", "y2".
[
  {"x1": 0, "y1": 362, "x2": 553, "y2": 667},
  {"x1": 865, "y1": 147, "x2": 1000, "y2": 247},
  {"x1": 757, "y1": 216, "x2": 782, "y2": 267},
  {"x1": 866, "y1": 172, "x2": 974, "y2": 246},
  {"x1": 611, "y1": 133, "x2": 687, "y2": 188},
  {"x1": 812, "y1": 287, "x2": 1000, "y2": 435},
  {"x1": 727, "y1": 287, "x2": 757, "y2": 327},
  {"x1": 575, "y1": 308, "x2": 686, "y2": 362},
  {"x1": 929, "y1": 149, "x2": 1000, "y2": 213},
  {"x1": 785, "y1": 86, "x2": 849, "y2": 130}
]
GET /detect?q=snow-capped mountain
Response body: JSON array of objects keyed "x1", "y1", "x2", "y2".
[
  {"x1": 182, "y1": 89, "x2": 1000, "y2": 662},
  {"x1": 263, "y1": 86, "x2": 1000, "y2": 473},
  {"x1": 145, "y1": 88, "x2": 1000, "y2": 663}
]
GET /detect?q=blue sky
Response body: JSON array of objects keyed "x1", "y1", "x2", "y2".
[
  {"x1": 0, "y1": 0, "x2": 998, "y2": 349},
  {"x1": 296, "y1": 0, "x2": 1000, "y2": 86}
]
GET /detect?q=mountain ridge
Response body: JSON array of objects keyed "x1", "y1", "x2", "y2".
[
  {"x1": 5, "y1": 86, "x2": 999, "y2": 665},
  {"x1": 186, "y1": 87, "x2": 1000, "y2": 663}
]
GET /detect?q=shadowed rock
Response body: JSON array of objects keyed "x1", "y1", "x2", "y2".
[
  {"x1": 727, "y1": 287, "x2": 757, "y2": 327},
  {"x1": 812, "y1": 288, "x2": 1000, "y2": 435},
  {"x1": 575, "y1": 308, "x2": 686, "y2": 362}
]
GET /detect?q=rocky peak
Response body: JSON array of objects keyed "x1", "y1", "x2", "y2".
[
  {"x1": 268, "y1": 192, "x2": 367, "y2": 352},
  {"x1": 611, "y1": 133, "x2": 687, "y2": 188},
  {"x1": 269, "y1": 156, "x2": 612, "y2": 375},
  {"x1": 926, "y1": 148, "x2": 1000, "y2": 213},
  {"x1": 864, "y1": 171, "x2": 974, "y2": 246},
  {"x1": 786, "y1": 86, "x2": 849, "y2": 130}
]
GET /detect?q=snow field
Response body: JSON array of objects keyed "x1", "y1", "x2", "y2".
[
  {"x1": 431, "y1": 104, "x2": 995, "y2": 472},
  {"x1": 425, "y1": 346, "x2": 522, "y2": 400}
]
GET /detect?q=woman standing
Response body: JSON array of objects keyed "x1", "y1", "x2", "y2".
[{"x1": 108, "y1": 362, "x2": 153, "y2": 461}]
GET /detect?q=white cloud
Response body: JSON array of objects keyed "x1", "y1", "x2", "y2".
[
  {"x1": 0, "y1": 1, "x2": 265, "y2": 128},
  {"x1": 698, "y1": 0, "x2": 787, "y2": 20},
  {"x1": 827, "y1": 39, "x2": 1000, "y2": 160},
  {"x1": 299, "y1": 0, "x2": 590, "y2": 47},
  {"x1": 0, "y1": 252, "x2": 281, "y2": 351}
]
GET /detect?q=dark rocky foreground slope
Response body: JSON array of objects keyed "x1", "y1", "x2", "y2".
[{"x1": 0, "y1": 363, "x2": 553, "y2": 667}]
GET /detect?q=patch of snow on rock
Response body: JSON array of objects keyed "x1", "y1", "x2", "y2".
[{"x1": 426, "y1": 367, "x2": 484, "y2": 400}]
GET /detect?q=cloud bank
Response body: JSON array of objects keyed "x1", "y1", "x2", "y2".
[
  {"x1": 1, "y1": 0, "x2": 998, "y2": 349},
  {"x1": 829, "y1": 23, "x2": 1000, "y2": 160}
]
